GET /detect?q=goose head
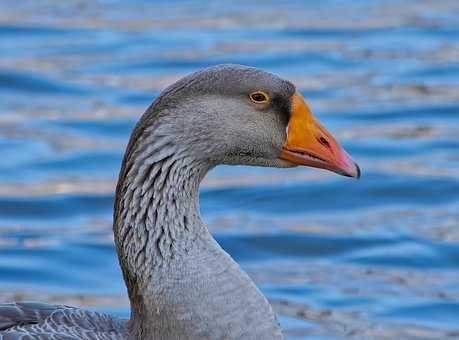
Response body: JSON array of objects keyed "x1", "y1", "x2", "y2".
[
  {"x1": 116, "y1": 64, "x2": 360, "y2": 339},
  {"x1": 152, "y1": 64, "x2": 360, "y2": 178}
]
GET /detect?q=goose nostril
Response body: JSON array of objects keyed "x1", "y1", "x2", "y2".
[{"x1": 318, "y1": 136, "x2": 330, "y2": 148}]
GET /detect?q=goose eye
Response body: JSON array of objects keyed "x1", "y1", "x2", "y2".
[{"x1": 249, "y1": 91, "x2": 269, "y2": 103}]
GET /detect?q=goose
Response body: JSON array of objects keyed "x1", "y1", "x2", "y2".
[{"x1": 0, "y1": 64, "x2": 359, "y2": 340}]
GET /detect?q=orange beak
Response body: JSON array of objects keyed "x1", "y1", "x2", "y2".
[{"x1": 279, "y1": 92, "x2": 360, "y2": 178}]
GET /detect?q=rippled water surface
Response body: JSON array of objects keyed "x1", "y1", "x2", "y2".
[{"x1": 1, "y1": 1, "x2": 459, "y2": 338}]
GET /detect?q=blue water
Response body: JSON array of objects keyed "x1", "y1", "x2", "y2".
[{"x1": 0, "y1": 0, "x2": 458, "y2": 338}]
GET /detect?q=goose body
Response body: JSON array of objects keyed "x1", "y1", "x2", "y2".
[
  {"x1": 0, "y1": 302, "x2": 126, "y2": 339},
  {"x1": 0, "y1": 64, "x2": 359, "y2": 340}
]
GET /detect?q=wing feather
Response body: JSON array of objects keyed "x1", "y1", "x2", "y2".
[
  {"x1": 0, "y1": 302, "x2": 126, "y2": 339},
  {"x1": 0, "y1": 302, "x2": 69, "y2": 331}
]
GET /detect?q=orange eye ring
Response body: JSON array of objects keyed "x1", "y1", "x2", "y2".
[{"x1": 249, "y1": 91, "x2": 269, "y2": 104}]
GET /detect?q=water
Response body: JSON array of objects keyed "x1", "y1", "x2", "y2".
[{"x1": 0, "y1": 0, "x2": 458, "y2": 338}]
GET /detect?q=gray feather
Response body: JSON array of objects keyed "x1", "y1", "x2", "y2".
[
  {"x1": 1, "y1": 64, "x2": 292, "y2": 339},
  {"x1": 0, "y1": 302, "x2": 126, "y2": 339}
]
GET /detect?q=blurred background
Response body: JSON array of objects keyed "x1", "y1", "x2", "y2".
[{"x1": 0, "y1": 0, "x2": 458, "y2": 338}]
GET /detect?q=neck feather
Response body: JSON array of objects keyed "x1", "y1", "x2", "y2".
[
  {"x1": 113, "y1": 123, "x2": 213, "y2": 307},
  {"x1": 113, "y1": 113, "x2": 282, "y2": 339}
]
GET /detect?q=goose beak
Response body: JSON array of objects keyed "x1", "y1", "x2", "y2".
[{"x1": 278, "y1": 92, "x2": 360, "y2": 179}]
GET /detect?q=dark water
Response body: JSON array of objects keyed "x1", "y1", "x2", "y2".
[{"x1": 1, "y1": 0, "x2": 459, "y2": 338}]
